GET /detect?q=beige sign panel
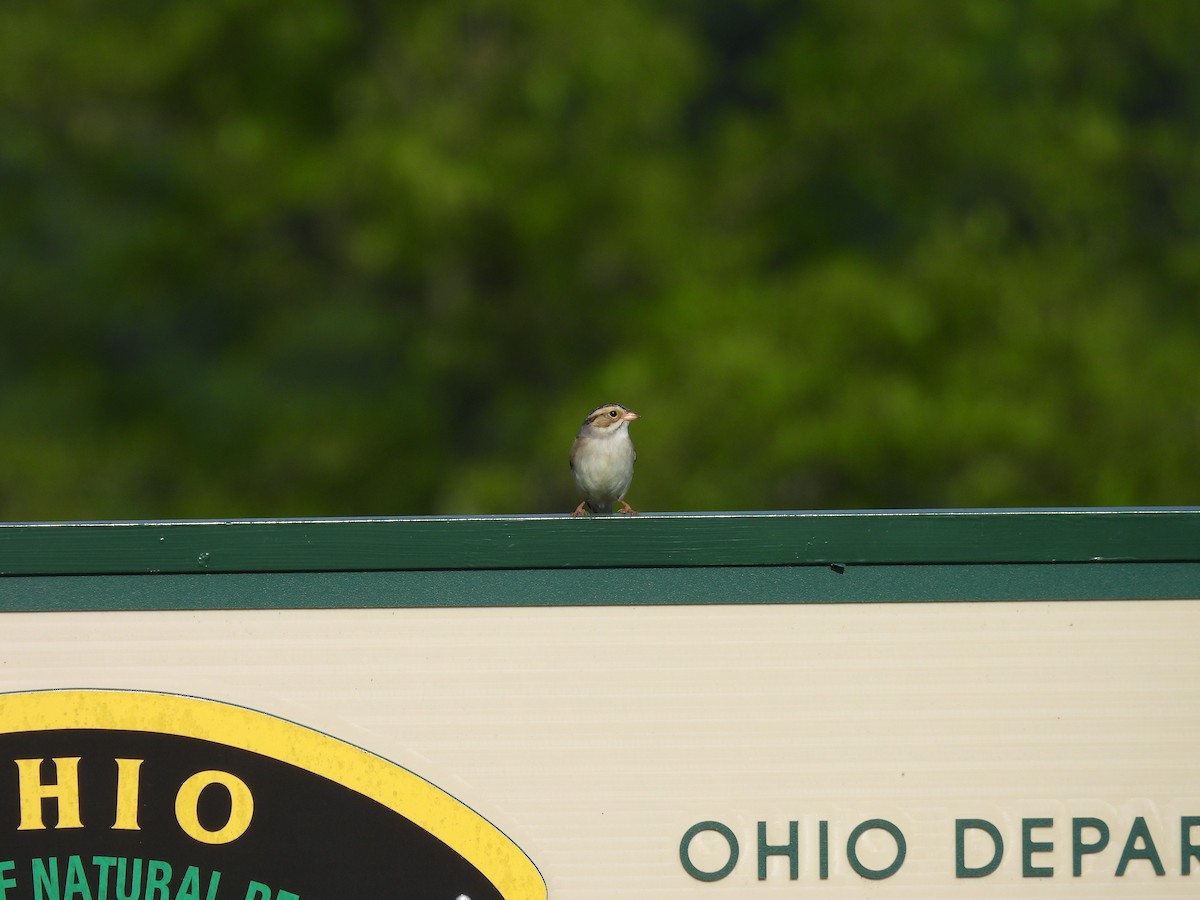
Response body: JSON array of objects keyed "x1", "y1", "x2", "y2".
[{"x1": 2, "y1": 599, "x2": 1198, "y2": 898}]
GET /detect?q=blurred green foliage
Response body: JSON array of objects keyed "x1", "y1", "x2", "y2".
[{"x1": 1, "y1": 0, "x2": 1199, "y2": 519}]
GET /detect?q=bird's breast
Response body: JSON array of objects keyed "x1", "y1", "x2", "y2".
[{"x1": 573, "y1": 434, "x2": 635, "y2": 500}]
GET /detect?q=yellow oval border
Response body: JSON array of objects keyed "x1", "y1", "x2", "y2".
[{"x1": 0, "y1": 689, "x2": 545, "y2": 900}]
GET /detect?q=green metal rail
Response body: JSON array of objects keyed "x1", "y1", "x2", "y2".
[{"x1": 0, "y1": 509, "x2": 1197, "y2": 610}]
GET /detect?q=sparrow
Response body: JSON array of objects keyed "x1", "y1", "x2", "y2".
[{"x1": 569, "y1": 403, "x2": 640, "y2": 516}]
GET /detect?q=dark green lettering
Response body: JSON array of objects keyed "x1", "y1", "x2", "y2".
[
  {"x1": 819, "y1": 820, "x2": 829, "y2": 880},
  {"x1": 1116, "y1": 817, "x2": 1164, "y2": 876},
  {"x1": 679, "y1": 821, "x2": 739, "y2": 882},
  {"x1": 757, "y1": 820, "x2": 798, "y2": 880},
  {"x1": 1022, "y1": 818, "x2": 1054, "y2": 877},
  {"x1": 1072, "y1": 817, "x2": 1109, "y2": 876},
  {"x1": 847, "y1": 819, "x2": 905, "y2": 880},
  {"x1": 1182, "y1": 816, "x2": 1200, "y2": 875},
  {"x1": 956, "y1": 819, "x2": 1003, "y2": 878}
]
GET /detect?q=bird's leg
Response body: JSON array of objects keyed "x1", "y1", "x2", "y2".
[
  {"x1": 617, "y1": 501, "x2": 637, "y2": 516},
  {"x1": 572, "y1": 500, "x2": 591, "y2": 517}
]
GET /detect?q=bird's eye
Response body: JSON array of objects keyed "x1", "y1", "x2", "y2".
[{"x1": 609, "y1": 410, "x2": 618, "y2": 417}]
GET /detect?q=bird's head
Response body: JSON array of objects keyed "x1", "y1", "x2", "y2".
[{"x1": 581, "y1": 403, "x2": 639, "y2": 437}]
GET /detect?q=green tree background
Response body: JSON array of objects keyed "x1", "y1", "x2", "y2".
[{"x1": 2, "y1": 0, "x2": 1198, "y2": 519}]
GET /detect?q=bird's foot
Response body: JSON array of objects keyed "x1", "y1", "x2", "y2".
[
  {"x1": 617, "y1": 501, "x2": 637, "y2": 516},
  {"x1": 572, "y1": 501, "x2": 591, "y2": 517}
]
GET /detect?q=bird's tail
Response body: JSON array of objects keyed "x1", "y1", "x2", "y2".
[{"x1": 586, "y1": 500, "x2": 614, "y2": 515}]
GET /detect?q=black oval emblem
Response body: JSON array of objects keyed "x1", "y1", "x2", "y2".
[{"x1": 0, "y1": 690, "x2": 544, "y2": 899}]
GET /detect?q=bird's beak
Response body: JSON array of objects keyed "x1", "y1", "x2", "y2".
[{"x1": 622, "y1": 411, "x2": 640, "y2": 422}]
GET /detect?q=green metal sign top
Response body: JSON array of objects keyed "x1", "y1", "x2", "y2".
[
  {"x1": 0, "y1": 509, "x2": 1198, "y2": 611},
  {"x1": 1, "y1": 508, "x2": 1198, "y2": 577}
]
